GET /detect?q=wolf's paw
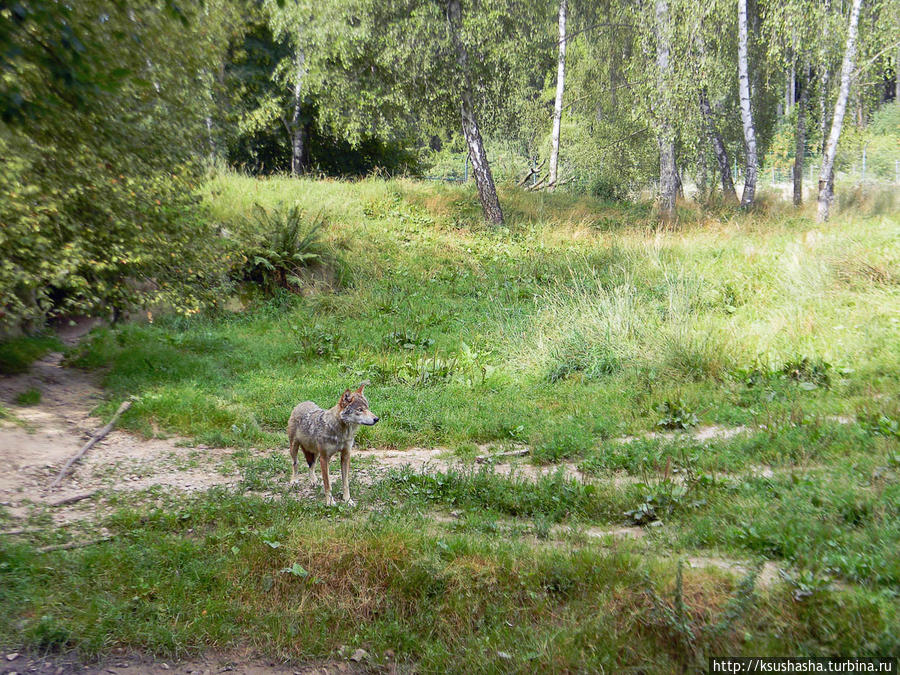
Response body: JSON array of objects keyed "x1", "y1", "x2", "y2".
[{"x1": 324, "y1": 493, "x2": 336, "y2": 507}]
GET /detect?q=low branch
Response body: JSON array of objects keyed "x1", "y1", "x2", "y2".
[
  {"x1": 596, "y1": 127, "x2": 650, "y2": 151},
  {"x1": 47, "y1": 400, "x2": 131, "y2": 491},
  {"x1": 852, "y1": 40, "x2": 900, "y2": 78},
  {"x1": 37, "y1": 536, "x2": 113, "y2": 553}
]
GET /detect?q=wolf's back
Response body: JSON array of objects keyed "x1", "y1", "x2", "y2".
[{"x1": 288, "y1": 401, "x2": 323, "y2": 442}]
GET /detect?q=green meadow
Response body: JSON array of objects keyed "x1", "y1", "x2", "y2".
[{"x1": 2, "y1": 175, "x2": 898, "y2": 671}]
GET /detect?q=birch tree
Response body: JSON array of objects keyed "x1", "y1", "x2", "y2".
[
  {"x1": 699, "y1": 88, "x2": 738, "y2": 203},
  {"x1": 447, "y1": 0, "x2": 503, "y2": 224},
  {"x1": 737, "y1": 0, "x2": 759, "y2": 207},
  {"x1": 287, "y1": 42, "x2": 308, "y2": 176},
  {"x1": 792, "y1": 65, "x2": 811, "y2": 205},
  {"x1": 817, "y1": 0, "x2": 864, "y2": 222},
  {"x1": 548, "y1": 0, "x2": 568, "y2": 189},
  {"x1": 655, "y1": 0, "x2": 677, "y2": 221}
]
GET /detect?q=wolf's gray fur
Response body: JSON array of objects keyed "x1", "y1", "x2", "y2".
[{"x1": 287, "y1": 382, "x2": 378, "y2": 506}]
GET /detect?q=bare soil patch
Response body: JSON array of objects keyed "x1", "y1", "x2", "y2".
[
  {"x1": 0, "y1": 651, "x2": 372, "y2": 675},
  {"x1": 0, "y1": 353, "x2": 240, "y2": 525}
]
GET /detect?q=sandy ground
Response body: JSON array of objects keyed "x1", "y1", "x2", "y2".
[
  {"x1": 0, "y1": 352, "x2": 244, "y2": 525},
  {"x1": 0, "y1": 651, "x2": 376, "y2": 675}
]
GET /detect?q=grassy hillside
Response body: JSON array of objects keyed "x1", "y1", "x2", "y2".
[
  {"x1": 2, "y1": 175, "x2": 898, "y2": 671},
  {"x1": 73, "y1": 174, "x2": 899, "y2": 451}
]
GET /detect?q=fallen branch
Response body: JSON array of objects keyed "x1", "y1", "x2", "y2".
[
  {"x1": 517, "y1": 159, "x2": 546, "y2": 187},
  {"x1": 475, "y1": 449, "x2": 530, "y2": 464},
  {"x1": 47, "y1": 400, "x2": 131, "y2": 490},
  {"x1": 46, "y1": 490, "x2": 98, "y2": 507},
  {"x1": 0, "y1": 527, "x2": 46, "y2": 536},
  {"x1": 526, "y1": 173, "x2": 550, "y2": 191},
  {"x1": 37, "y1": 536, "x2": 113, "y2": 553}
]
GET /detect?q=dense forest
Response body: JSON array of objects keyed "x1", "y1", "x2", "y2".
[{"x1": 1, "y1": 0, "x2": 898, "y2": 333}]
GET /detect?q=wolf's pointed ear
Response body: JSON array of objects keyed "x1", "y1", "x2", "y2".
[
  {"x1": 356, "y1": 380, "x2": 369, "y2": 394},
  {"x1": 339, "y1": 389, "x2": 352, "y2": 408}
]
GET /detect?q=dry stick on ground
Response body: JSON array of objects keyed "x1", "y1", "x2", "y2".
[
  {"x1": 475, "y1": 449, "x2": 530, "y2": 464},
  {"x1": 0, "y1": 527, "x2": 48, "y2": 536},
  {"x1": 37, "y1": 536, "x2": 113, "y2": 553},
  {"x1": 517, "y1": 159, "x2": 546, "y2": 187},
  {"x1": 46, "y1": 491, "x2": 98, "y2": 507},
  {"x1": 46, "y1": 400, "x2": 131, "y2": 491}
]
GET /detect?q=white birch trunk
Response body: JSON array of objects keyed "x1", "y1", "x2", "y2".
[
  {"x1": 655, "y1": 0, "x2": 677, "y2": 222},
  {"x1": 548, "y1": 0, "x2": 567, "y2": 189},
  {"x1": 817, "y1": 0, "x2": 863, "y2": 222},
  {"x1": 290, "y1": 44, "x2": 307, "y2": 177},
  {"x1": 737, "y1": 0, "x2": 758, "y2": 207}
]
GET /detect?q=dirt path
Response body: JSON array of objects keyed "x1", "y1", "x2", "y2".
[
  {"x1": 0, "y1": 651, "x2": 373, "y2": 675},
  {"x1": 0, "y1": 352, "x2": 820, "y2": 527},
  {"x1": 0, "y1": 352, "x2": 245, "y2": 525}
]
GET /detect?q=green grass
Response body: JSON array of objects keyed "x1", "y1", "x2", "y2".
[
  {"x1": 3, "y1": 174, "x2": 899, "y2": 669},
  {"x1": 14, "y1": 387, "x2": 41, "y2": 405},
  {"x1": 0, "y1": 335, "x2": 61, "y2": 375},
  {"x1": 67, "y1": 174, "x2": 900, "y2": 452},
  {"x1": 2, "y1": 485, "x2": 897, "y2": 671}
]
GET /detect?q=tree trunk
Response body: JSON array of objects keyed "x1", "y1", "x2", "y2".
[
  {"x1": 819, "y1": 0, "x2": 832, "y2": 156},
  {"x1": 290, "y1": 45, "x2": 307, "y2": 177},
  {"x1": 655, "y1": 0, "x2": 677, "y2": 222},
  {"x1": 737, "y1": 0, "x2": 758, "y2": 208},
  {"x1": 699, "y1": 88, "x2": 738, "y2": 203},
  {"x1": 548, "y1": 0, "x2": 568, "y2": 189},
  {"x1": 448, "y1": 0, "x2": 504, "y2": 225},
  {"x1": 817, "y1": 0, "x2": 863, "y2": 222},
  {"x1": 793, "y1": 66, "x2": 810, "y2": 206}
]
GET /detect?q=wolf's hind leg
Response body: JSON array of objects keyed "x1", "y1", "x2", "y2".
[
  {"x1": 289, "y1": 439, "x2": 300, "y2": 483},
  {"x1": 319, "y1": 453, "x2": 334, "y2": 506},
  {"x1": 303, "y1": 448, "x2": 317, "y2": 486}
]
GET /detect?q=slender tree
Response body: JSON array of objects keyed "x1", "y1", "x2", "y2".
[
  {"x1": 288, "y1": 39, "x2": 308, "y2": 176},
  {"x1": 817, "y1": 0, "x2": 864, "y2": 221},
  {"x1": 737, "y1": 0, "x2": 759, "y2": 207},
  {"x1": 655, "y1": 0, "x2": 677, "y2": 221},
  {"x1": 699, "y1": 88, "x2": 738, "y2": 203},
  {"x1": 793, "y1": 65, "x2": 811, "y2": 205},
  {"x1": 548, "y1": 0, "x2": 568, "y2": 189},
  {"x1": 447, "y1": 0, "x2": 504, "y2": 224}
]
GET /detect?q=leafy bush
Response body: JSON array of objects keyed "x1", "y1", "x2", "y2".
[
  {"x1": 656, "y1": 399, "x2": 700, "y2": 430},
  {"x1": 0, "y1": 2, "x2": 228, "y2": 335}
]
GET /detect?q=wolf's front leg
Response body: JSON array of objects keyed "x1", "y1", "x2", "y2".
[
  {"x1": 319, "y1": 453, "x2": 335, "y2": 506},
  {"x1": 341, "y1": 447, "x2": 355, "y2": 507}
]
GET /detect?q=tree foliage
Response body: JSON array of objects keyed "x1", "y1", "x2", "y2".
[{"x1": 0, "y1": 1, "x2": 233, "y2": 332}]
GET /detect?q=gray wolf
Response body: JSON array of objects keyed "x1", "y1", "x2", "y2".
[{"x1": 287, "y1": 382, "x2": 378, "y2": 506}]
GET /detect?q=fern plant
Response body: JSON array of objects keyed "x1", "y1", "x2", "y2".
[{"x1": 237, "y1": 204, "x2": 327, "y2": 295}]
